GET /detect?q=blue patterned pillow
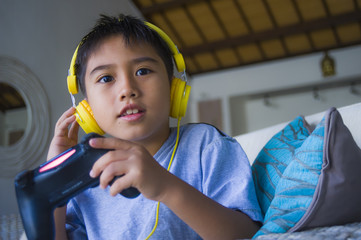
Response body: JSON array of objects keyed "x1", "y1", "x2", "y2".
[
  {"x1": 253, "y1": 117, "x2": 325, "y2": 238},
  {"x1": 251, "y1": 116, "x2": 311, "y2": 215},
  {"x1": 253, "y1": 107, "x2": 361, "y2": 238}
]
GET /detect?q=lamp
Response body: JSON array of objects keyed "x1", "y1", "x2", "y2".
[{"x1": 321, "y1": 51, "x2": 336, "y2": 77}]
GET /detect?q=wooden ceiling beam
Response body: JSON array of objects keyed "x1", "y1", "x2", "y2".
[
  {"x1": 261, "y1": 0, "x2": 290, "y2": 56},
  {"x1": 181, "y1": 10, "x2": 361, "y2": 55},
  {"x1": 321, "y1": 0, "x2": 341, "y2": 45},
  {"x1": 136, "y1": 0, "x2": 205, "y2": 16},
  {"x1": 189, "y1": 40, "x2": 361, "y2": 75},
  {"x1": 291, "y1": 0, "x2": 316, "y2": 51},
  {"x1": 233, "y1": 0, "x2": 267, "y2": 60}
]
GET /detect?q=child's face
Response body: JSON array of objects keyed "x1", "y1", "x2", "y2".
[{"x1": 84, "y1": 35, "x2": 171, "y2": 147}]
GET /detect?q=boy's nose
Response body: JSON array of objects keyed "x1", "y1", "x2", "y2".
[
  {"x1": 120, "y1": 90, "x2": 137, "y2": 100},
  {"x1": 119, "y1": 77, "x2": 139, "y2": 100}
]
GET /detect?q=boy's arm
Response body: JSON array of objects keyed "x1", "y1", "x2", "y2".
[
  {"x1": 159, "y1": 171, "x2": 260, "y2": 240},
  {"x1": 48, "y1": 107, "x2": 79, "y2": 240},
  {"x1": 90, "y1": 136, "x2": 260, "y2": 239},
  {"x1": 54, "y1": 207, "x2": 68, "y2": 240}
]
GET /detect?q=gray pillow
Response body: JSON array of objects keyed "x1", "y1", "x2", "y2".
[{"x1": 290, "y1": 107, "x2": 361, "y2": 231}]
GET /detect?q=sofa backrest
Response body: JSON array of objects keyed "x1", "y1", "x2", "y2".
[{"x1": 235, "y1": 102, "x2": 361, "y2": 165}]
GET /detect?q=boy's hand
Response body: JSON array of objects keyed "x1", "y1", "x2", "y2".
[
  {"x1": 89, "y1": 137, "x2": 171, "y2": 201},
  {"x1": 47, "y1": 107, "x2": 79, "y2": 160}
]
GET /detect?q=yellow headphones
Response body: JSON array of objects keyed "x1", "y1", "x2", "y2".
[{"x1": 67, "y1": 22, "x2": 191, "y2": 135}]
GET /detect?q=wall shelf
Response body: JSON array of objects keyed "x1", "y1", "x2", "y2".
[{"x1": 244, "y1": 76, "x2": 361, "y2": 100}]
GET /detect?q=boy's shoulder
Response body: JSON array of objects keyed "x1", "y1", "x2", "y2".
[{"x1": 180, "y1": 123, "x2": 230, "y2": 142}]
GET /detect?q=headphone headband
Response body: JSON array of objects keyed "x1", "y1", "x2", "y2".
[
  {"x1": 67, "y1": 21, "x2": 186, "y2": 95},
  {"x1": 144, "y1": 22, "x2": 186, "y2": 73},
  {"x1": 67, "y1": 45, "x2": 80, "y2": 94}
]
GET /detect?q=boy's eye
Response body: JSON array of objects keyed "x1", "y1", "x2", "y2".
[
  {"x1": 98, "y1": 75, "x2": 113, "y2": 83},
  {"x1": 136, "y1": 68, "x2": 152, "y2": 76}
]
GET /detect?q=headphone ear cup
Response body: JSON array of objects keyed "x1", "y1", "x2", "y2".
[
  {"x1": 74, "y1": 100, "x2": 105, "y2": 135},
  {"x1": 170, "y1": 78, "x2": 191, "y2": 119}
]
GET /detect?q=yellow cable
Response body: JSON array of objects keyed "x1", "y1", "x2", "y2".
[
  {"x1": 144, "y1": 202, "x2": 160, "y2": 240},
  {"x1": 145, "y1": 118, "x2": 181, "y2": 240},
  {"x1": 167, "y1": 118, "x2": 181, "y2": 172}
]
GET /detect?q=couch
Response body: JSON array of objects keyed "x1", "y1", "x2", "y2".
[{"x1": 235, "y1": 102, "x2": 361, "y2": 239}]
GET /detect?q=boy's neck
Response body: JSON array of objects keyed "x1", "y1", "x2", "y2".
[{"x1": 138, "y1": 126, "x2": 171, "y2": 156}]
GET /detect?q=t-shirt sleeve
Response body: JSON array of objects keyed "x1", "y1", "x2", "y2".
[{"x1": 201, "y1": 136, "x2": 263, "y2": 222}]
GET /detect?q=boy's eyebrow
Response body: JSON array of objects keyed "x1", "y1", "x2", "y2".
[
  {"x1": 131, "y1": 56, "x2": 159, "y2": 65},
  {"x1": 90, "y1": 64, "x2": 116, "y2": 76},
  {"x1": 89, "y1": 57, "x2": 160, "y2": 76}
]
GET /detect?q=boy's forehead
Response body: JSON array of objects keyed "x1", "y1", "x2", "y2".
[
  {"x1": 90, "y1": 35, "x2": 158, "y2": 56},
  {"x1": 81, "y1": 33, "x2": 173, "y2": 83},
  {"x1": 84, "y1": 36, "x2": 166, "y2": 74}
]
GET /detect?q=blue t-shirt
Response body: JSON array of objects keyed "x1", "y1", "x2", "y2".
[{"x1": 66, "y1": 123, "x2": 263, "y2": 239}]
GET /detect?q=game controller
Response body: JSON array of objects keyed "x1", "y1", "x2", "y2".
[{"x1": 15, "y1": 133, "x2": 140, "y2": 240}]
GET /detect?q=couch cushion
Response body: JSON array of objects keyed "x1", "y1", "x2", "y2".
[
  {"x1": 253, "y1": 107, "x2": 361, "y2": 238},
  {"x1": 251, "y1": 116, "x2": 311, "y2": 215}
]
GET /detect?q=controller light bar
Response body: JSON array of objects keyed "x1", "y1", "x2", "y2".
[{"x1": 39, "y1": 149, "x2": 76, "y2": 173}]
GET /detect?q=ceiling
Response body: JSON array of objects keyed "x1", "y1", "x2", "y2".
[
  {"x1": 133, "y1": 0, "x2": 361, "y2": 76},
  {"x1": 1, "y1": 0, "x2": 361, "y2": 113}
]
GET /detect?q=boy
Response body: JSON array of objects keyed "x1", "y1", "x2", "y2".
[{"x1": 49, "y1": 14, "x2": 262, "y2": 239}]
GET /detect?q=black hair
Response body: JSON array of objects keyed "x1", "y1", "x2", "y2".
[{"x1": 74, "y1": 14, "x2": 174, "y2": 95}]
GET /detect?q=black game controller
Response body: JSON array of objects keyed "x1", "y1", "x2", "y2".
[{"x1": 15, "y1": 133, "x2": 140, "y2": 240}]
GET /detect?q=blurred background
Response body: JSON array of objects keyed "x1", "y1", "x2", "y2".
[{"x1": 1, "y1": 0, "x2": 360, "y2": 222}]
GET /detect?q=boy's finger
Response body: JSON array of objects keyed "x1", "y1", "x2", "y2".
[
  {"x1": 109, "y1": 175, "x2": 134, "y2": 197},
  {"x1": 98, "y1": 161, "x2": 127, "y2": 189},
  {"x1": 89, "y1": 151, "x2": 116, "y2": 178},
  {"x1": 90, "y1": 149, "x2": 130, "y2": 178},
  {"x1": 68, "y1": 120, "x2": 79, "y2": 139},
  {"x1": 54, "y1": 108, "x2": 76, "y2": 133},
  {"x1": 89, "y1": 137, "x2": 131, "y2": 150},
  {"x1": 56, "y1": 107, "x2": 76, "y2": 125},
  {"x1": 54, "y1": 114, "x2": 76, "y2": 136}
]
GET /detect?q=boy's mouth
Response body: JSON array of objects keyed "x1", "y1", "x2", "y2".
[
  {"x1": 118, "y1": 105, "x2": 145, "y2": 118},
  {"x1": 120, "y1": 108, "x2": 142, "y2": 117}
]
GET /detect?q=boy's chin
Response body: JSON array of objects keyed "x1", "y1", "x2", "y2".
[{"x1": 106, "y1": 129, "x2": 147, "y2": 142}]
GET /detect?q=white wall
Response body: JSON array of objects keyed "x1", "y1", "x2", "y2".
[
  {"x1": 0, "y1": 112, "x2": 4, "y2": 145},
  {"x1": 231, "y1": 84, "x2": 361, "y2": 135},
  {"x1": 0, "y1": 108, "x2": 27, "y2": 145},
  {"x1": 0, "y1": 0, "x2": 142, "y2": 215},
  {"x1": 189, "y1": 45, "x2": 361, "y2": 136}
]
